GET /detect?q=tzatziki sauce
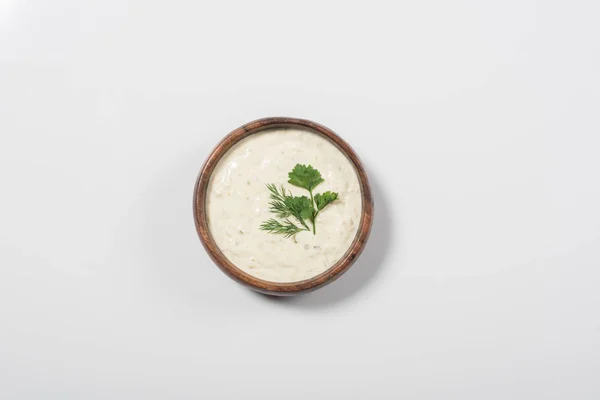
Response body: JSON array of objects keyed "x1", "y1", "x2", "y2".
[{"x1": 206, "y1": 128, "x2": 362, "y2": 282}]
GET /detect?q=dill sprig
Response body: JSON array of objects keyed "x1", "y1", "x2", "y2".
[
  {"x1": 259, "y1": 218, "x2": 305, "y2": 238},
  {"x1": 266, "y1": 184, "x2": 293, "y2": 219}
]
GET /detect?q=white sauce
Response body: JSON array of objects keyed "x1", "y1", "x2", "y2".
[{"x1": 206, "y1": 128, "x2": 362, "y2": 283}]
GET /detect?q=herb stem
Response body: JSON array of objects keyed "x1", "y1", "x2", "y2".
[{"x1": 309, "y1": 189, "x2": 316, "y2": 234}]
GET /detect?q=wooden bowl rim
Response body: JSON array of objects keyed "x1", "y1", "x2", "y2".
[{"x1": 193, "y1": 117, "x2": 373, "y2": 295}]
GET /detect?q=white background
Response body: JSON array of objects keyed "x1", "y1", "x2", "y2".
[{"x1": 1, "y1": 0, "x2": 599, "y2": 398}]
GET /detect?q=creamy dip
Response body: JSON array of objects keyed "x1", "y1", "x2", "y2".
[{"x1": 206, "y1": 128, "x2": 362, "y2": 282}]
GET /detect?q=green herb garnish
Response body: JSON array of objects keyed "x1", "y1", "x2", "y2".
[{"x1": 260, "y1": 164, "x2": 339, "y2": 237}]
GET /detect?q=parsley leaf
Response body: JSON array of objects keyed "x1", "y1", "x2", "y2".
[
  {"x1": 285, "y1": 195, "x2": 313, "y2": 230},
  {"x1": 287, "y1": 164, "x2": 324, "y2": 191},
  {"x1": 314, "y1": 191, "x2": 338, "y2": 211}
]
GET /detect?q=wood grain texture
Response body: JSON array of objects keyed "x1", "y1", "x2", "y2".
[{"x1": 193, "y1": 117, "x2": 374, "y2": 296}]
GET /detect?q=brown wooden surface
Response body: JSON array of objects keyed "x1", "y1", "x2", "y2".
[{"x1": 193, "y1": 117, "x2": 374, "y2": 296}]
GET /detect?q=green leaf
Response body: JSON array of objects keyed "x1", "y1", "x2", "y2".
[
  {"x1": 287, "y1": 164, "x2": 324, "y2": 191},
  {"x1": 285, "y1": 195, "x2": 313, "y2": 228},
  {"x1": 314, "y1": 191, "x2": 338, "y2": 211},
  {"x1": 266, "y1": 184, "x2": 292, "y2": 218},
  {"x1": 300, "y1": 202, "x2": 316, "y2": 221},
  {"x1": 260, "y1": 218, "x2": 304, "y2": 238},
  {"x1": 261, "y1": 165, "x2": 340, "y2": 238}
]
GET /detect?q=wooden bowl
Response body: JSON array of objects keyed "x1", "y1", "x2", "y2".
[{"x1": 193, "y1": 117, "x2": 373, "y2": 296}]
